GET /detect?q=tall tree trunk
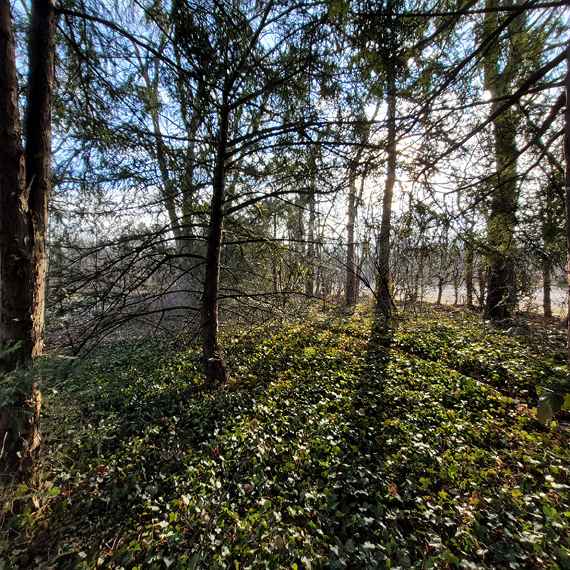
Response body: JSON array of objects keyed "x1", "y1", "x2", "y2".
[
  {"x1": 288, "y1": 194, "x2": 305, "y2": 290},
  {"x1": 355, "y1": 241, "x2": 366, "y2": 301},
  {"x1": 345, "y1": 168, "x2": 358, "y2": 306},
  {"x1": 483, "y1": 0, "x2": 521, "y2": 321},
  {"x1": 484, "y1": 109, "x2": 518, "y2": 321},
  {"x1": 305, "y1": 182, "x2": 315, "y2": 297},
  {"x1": 418, "y1": 251, "x2": 426, "y2": 304},
  {"x1": 272, "y1": 213, "x2": 279, "y2": 295},
  {"x1": 25, "y1": 0, "x2": 55, "y2": 357},
  {"x1": 345, "y1": 104, "x2": 376, "y2": 308},
  {"x1": 437, "y1": 224, "x2": 449, "y2": 306},
  {"x1": 437, "y1": 278, "x2": 444, "y2": 305},
  {"x1": 136, "y1": 50, "x2": 201, "y2": 312},
  {"x1": 0, "y1": 0, "x2": 41, "y2": 477},
  {"x1": 564, "y1": 45, "x2": 570, "y2": 364},
  {"x1": 542, "y1": 178, "x2": 555, "y2": 319},
  {"x1": 465, "y1": 238, "x2": 474, "y2": 308},
  {"x1": 138, "y1": 54, "x2": 183, "y2": 248},
  {"x1": 543, "y1": 257, "x2": 552, "y2": 319},
  {"x1": 375, "y1": 68, "x2": 397, "y2": 324},
  {"x1": 315, "y1": 230, "x2": 323, "y2": 298},
  {"x1": 0, "y1": 0, "x2": 33, "y2": 370},
  {"x1": 478, "y1": 265, "x2": 487, "y2": 308},
  {"x1": 201, "y1": 103, "x2": 229, "y2": 385}
]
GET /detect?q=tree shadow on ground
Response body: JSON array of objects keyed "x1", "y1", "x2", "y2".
[{"x1": 310, "y1": 316, "x2": 404, "y2": 566}]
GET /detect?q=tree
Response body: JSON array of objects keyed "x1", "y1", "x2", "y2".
[
  {"x1": 25, "y1": 0, "x2": 56, "y2": 356},
  {"x1": 0, "y1": 0, "x2": 55, "y2": 475},
  {"x1": 375, "y1": 58, "x2": 397, "y2": 323},
  {"x1": 345, "y1": 102, "x2": 378, "y2": 307},
  {"x1": 481, "y1": 0, "x2": 550, "y2": 321},
  {"x1": 564, "y1": 46, "x2": 570, "y2": 364},
  {"x1": 172, "y1": 1, "x2": 328, "y2": 383},
  {"x1": 355, "y1": 0, "x2": 426, "y2": 324},
  {"x1": 0, "y1": 0, "x2": 33, "y2": 370}
]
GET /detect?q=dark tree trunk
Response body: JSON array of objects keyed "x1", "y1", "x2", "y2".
[
  {"x1": 305, "y1": 181, "x2": 315, "y2": 297},
  {"x1": 437, "y1": 278, "x2": 444, "y2": 305},
  {"x1": 541, "y1": 177, "x2": 556, "y2": 320},
  {"x1": 375, "y1": 68, "x2": 397, "y2": 324},
  {"x1": 24, "y1": 0, "x2": 55, "y2": 357},
  {"x1": 543, "y1": 258, "x2": 552, "y2": 319},
  {"x1": 0, "y1": 0, "x2": 33, "y2": 370},
  {"x1": 412, "y1": 265, "x2": 419, "y2": 303},
  {"x1": 0, "y1": 0, "x2": 42, "y2": 478},
  {"x1": 417, "y1": 250, "x2": 426, "y2": 304},
  {"x1": 355, "y1": 245, "x2": 366, "y2": 301},
  {"x1": 315, "y1": 237, "x2": 323, "y2": 297},
  {"x1": 345, "y1": 169, "x2": 358, "y2": 306},
  {"x1": 564, "y1": 45, "x2": 570, "y2": 363},
  {"x1": 465, "y1": 240, "x2": 474, "y2": 308},
  {"x1": 478, "y1": 265, "x2": 487, "y2": 308},
  {"x1": 272, "y1": 213, "x2": 279, "y2": 295},
  {"x1": 201, "y1": 103, "x2": 229, "y2": 385}
]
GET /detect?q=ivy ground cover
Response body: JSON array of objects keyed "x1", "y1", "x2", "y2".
[{"x1": 3, "y1": 307, "x2": 569, "y2": 568}]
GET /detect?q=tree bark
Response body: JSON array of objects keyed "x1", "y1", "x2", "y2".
[
  {"x1": 465, "y1": 239, "x2": 474, "y2": 308},
  {"x1": 345, "y1": 168, "x2": 358, "y2": 306},
  {"x1": 24, "y1": 0, "x2": 55, "y2": 357},
  {"x1": 0, "y1": 0, "x2": 42, "y2": 478},
  {"x1": 345, "y1": 103, "x2": 376, "y2": 308},
  {"x1": 484, "y1": 108, "x2": 518, "y2": 321},
  {"x1": 541, "y1": 177, "x2": 555, "y2": 319},
  {"x1": 478, "y1": 265, "x2": 487, "y2": 308},
  {"x1": 0, "y1": 0, "x2": 33, "y2": 370},
  {"x1": 305, "y1": 179, "x2": 316, "y2": 297},
  {"x1": 543, "y1": 257, "x2": 552, "y2": 319},
  {"x1": 201, "y1": 102, "x2": 229, "y2": 385},
  {"x1": 437, "y1": 278, "x2": 444, "y2": 305},
  {"x1": 272, "y1": 213, "x2": 279, "y2": 295},
  {"x1": 375, "y1": 67, "x2": 397, "y2": 324},
  {"x1": 564, "y1": 45, "x2": 570, "y2": 364},
  {"x1": 483, "y1": 0, "x2": 521, "y2": 322}
]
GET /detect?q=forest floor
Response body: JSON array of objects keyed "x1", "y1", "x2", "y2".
[{"x1": 2, "y1": 304, "x2": 570, "y2": 569}]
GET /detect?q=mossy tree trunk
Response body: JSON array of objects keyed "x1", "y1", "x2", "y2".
[
  {"x1": 482, "y1": 0, "x2": 526, "y2": 322},
  {"x1": 484, "y1": 107, "x2": 518, "y2": 321}
]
